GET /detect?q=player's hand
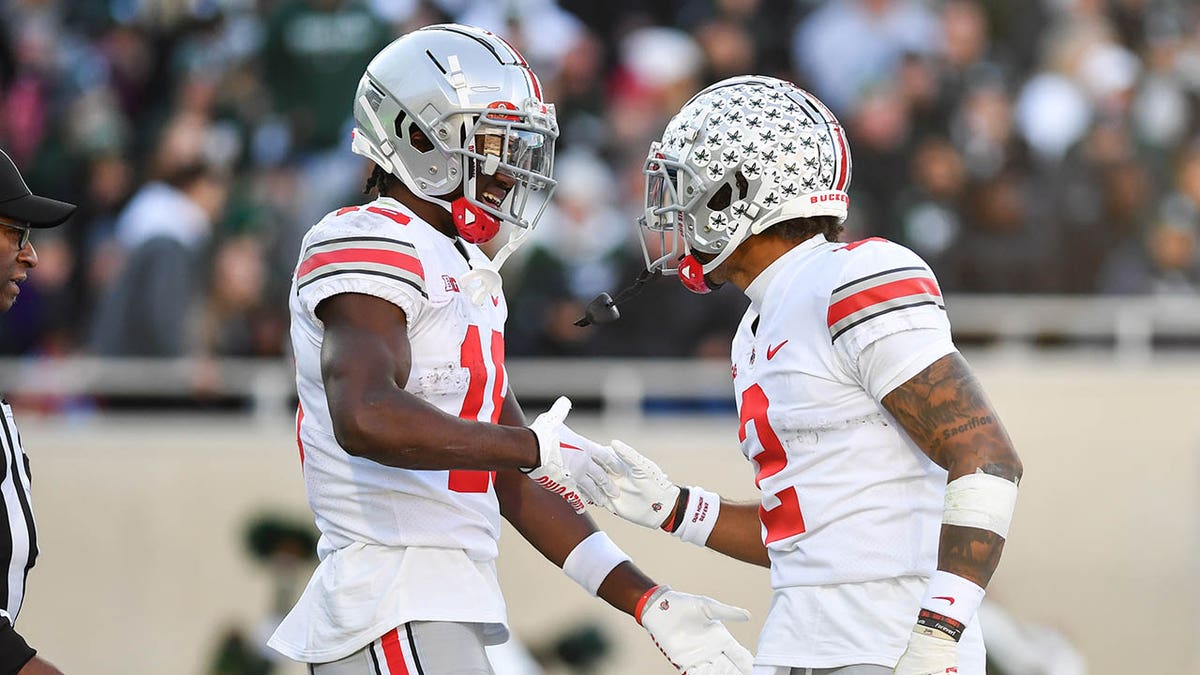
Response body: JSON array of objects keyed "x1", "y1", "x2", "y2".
[
  {"x1": 639, "y1": 586, "x2": 754, "y2": 675},
  {"x1": 558, "y1": 425, "x2": 623, "y2": 507},
  {"x1": 603, "y1": 440, "x2": 682, "y2": 528},
  {"x1": 893, "y1": 627, "x2": 957, "y2": 675},
  {"x1": 526, "y1": 397, "x2": 621, "y2": 512}
]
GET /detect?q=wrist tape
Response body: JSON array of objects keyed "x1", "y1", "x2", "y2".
[
  {"x1": 943, "y1": 472, "x2": 1018, "y2": 538},
  {"x1": 671, "y1": 486, "x2": 720, "y2": 546},
  {"x1": 918, "y1": 570, "x2": 986, "y2": 640},
  {"x1": 562, "y1": 531, "x2": 631, "y2": 596}
]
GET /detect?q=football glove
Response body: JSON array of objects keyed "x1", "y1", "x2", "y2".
[
  {"x1": 526, "y1": 397, "x2": 621, "y2": 512},
  {"x1": 639, "y1": 586, "x2": 754, "y2": 675},
  {"x1": 894, "y1": 626, "x2": 958, "y2": 675},
  {"x1": 604, "y1": 440, "x2": 682, "y2": 529}
]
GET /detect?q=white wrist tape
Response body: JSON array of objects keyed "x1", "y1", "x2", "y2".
[
  {"x1": 920, "y1": 570, "x2": 985, "y2": 625},
  {"x1": 562, "y1": 532, "x2": 631, "y2": 596},
  {"x1": 943, "y1": 472, "x2": 1018, "y2": 538},
  {"x1": 673, "y1": 486, "x2": 721, "y2": 546}
]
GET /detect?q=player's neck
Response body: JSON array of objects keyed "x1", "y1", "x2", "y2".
[
  {"x1": 381, "y1": 185, "x2": 459, "y2": 240},
  {"x1": 721, "y1": 236, "x2": 800, "y2": 292}
]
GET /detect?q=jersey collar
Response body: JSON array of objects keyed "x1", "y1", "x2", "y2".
[{"x1": 744, "y1": 233, "x2": 827, "y2": 311}]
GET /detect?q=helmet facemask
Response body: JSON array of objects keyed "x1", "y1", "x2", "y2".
[{"x1": 451, "y1": 99, "x2": 558, "y2": 243}]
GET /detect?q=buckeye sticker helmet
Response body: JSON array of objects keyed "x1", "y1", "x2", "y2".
[{"x1": 639, "y1": 75, "x2": 852, "y2": 293}]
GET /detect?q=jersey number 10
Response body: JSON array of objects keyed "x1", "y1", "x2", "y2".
[{"x1": 449, "y1": 324, "x2": 505, "y2": 493}]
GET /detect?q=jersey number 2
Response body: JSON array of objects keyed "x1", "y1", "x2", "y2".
[
  {"x1": 449, "y1": 325, "x2": 505, "y2": 493},
  {"x1": 739, "y1": 384, "x2": 807, "y2": 544}
]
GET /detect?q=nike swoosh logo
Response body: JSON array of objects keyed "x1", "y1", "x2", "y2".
[
  {"x1": 560, "y1": 443, "x2": 582, "y2": 451},
  {"x1": 932, "y1": 595, "x2": 956, "y2": 605},
  {"x1": 766, "y1": 340, "x2": 788, "y2": 360}
]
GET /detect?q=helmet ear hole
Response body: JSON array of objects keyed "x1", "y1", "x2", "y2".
[
  {"x1": 707, "y1": 182, "x2": 733, "y2": 211},
  {"x1": 398, "y1": 113, "x2": 435, "y2": 154}
]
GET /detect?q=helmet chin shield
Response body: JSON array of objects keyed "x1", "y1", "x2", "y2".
[
  {"x1": 677, "y1": 254, "x2": 714, "y2": 294},
  {"x1": 638, "y1": 75, "x2": 852, "y2": 290}
]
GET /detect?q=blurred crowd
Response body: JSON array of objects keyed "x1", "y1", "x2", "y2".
[{"x1": 1, "y1": 0, "x2": 1199, "y2": 361}]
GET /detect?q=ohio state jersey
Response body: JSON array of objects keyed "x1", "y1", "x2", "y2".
[
  {"x1": 731, "y1": 235, "x2": 983, "y2": 669},
  {"x1": 270, "y1": 197, "x2": 511, "y2": 662}
]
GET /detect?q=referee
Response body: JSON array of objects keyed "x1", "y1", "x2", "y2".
[{"x1": 0, "y1": 148, "x2": 73, "y2": 675}]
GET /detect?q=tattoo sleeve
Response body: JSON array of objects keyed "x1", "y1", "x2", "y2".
[{"x1": 882, "y1": 352, "x2": 1023, "y2": 588}]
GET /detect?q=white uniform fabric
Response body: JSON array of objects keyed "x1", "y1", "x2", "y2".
[
  {"x1": 730, "y1": 235, "x2": 983, "y2": 671},
  {"x1": 269, "y1": 197, "x2": 512, "y2": 663}
]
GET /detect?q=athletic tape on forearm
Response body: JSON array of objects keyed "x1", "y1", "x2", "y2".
[
  {"x1": 672, "y1": 486, "x2": 720, "y2": 546},
  {"x1": 562, "y1": 531, "x2": 632, "y2": 596},
  {"x1": 920, "y1": 570, "x2": 986, "y2": 628},
  {"x1": 943, "y1": 472, "x2": 1018, "y2": 538}
]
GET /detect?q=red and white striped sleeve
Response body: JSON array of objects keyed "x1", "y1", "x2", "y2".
[
  {"x1": 294, "y1": 208, "x2": 428, "y2": 322},
  {"x1": 826, "y1": 239, "x2": 951, "y2": 362}
]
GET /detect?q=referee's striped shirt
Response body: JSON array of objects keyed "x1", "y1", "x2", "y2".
[{"x1": 0, "y1": 398, "x2": 37, "y2": 623}]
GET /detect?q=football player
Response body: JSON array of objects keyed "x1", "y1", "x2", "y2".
[
  {"x1": 597, "y1": 76, "x2": 1023, "y2": 675},
  {"x1": 268, "y1": 25, "x2": 753, "y2": 675}
]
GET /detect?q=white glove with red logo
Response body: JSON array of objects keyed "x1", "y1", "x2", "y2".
[
  {"x1": 526, "y1": 397, "x2": 621, "y2": 513},
  {"x1": 893, "y1": 627, "x2": 958, "y2": 675},
  {"x1": 638, "y1": 585, "x2": 754, "y2": 675},
  {"x1": 604, "y1": 440, "x2": 682, "y2": 528}
]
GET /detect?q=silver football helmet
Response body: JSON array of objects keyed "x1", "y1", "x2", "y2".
[
  {"x1": 351, "y1": 24, "x2": 558, "y2": 244},
  {"x1": 640, "y1": 75, "x2": 852, "y2": 293}
]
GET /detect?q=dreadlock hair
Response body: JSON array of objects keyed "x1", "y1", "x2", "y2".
[
  {"x1": 363, "y1": 165, "x2": 394, "y2": 196},
  {"x1": 765, "y1": 215, "x2": 844, "y2": 244}
]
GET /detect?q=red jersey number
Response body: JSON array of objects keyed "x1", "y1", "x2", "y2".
[
  {"x1": 448, "y1": 325, "x2": 505, "y2": 493},
  {"x1": 738, "y1": 384, "x2": 806, "y2": 544}
]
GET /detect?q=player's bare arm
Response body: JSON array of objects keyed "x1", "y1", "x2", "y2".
[
  {"x1": 317, "y1": 292, "x2": 538, "y2": 470},
  {"x1": 698, "y1": 501, "x2": 770, "y2": 567},
  {"x1": 494, "y1": 391, "x2": 656, "y2": 614},
  {"x1": 881, "y1": 352, "x2": 1022, "y2": 589},
  {"x1": 497, "y1": 393, "x2": 755, "y2": 674}
]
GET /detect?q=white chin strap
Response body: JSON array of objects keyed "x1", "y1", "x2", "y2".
[{"x1": 459, "y1": 223, "x2": 535, "y2": 306}]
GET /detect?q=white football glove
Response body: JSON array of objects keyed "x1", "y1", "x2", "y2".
[
  {"x1": 639, "y1": 586, "x2": 754, "y2": 675},
  {"x1": 526, "y1": 396, "x2": 621, "y2": 513},
  {"x1": 604, "y1": 440, "x2": 682, "y2": 528},
  {"x1": 894, "y1": 627, "x2": 958, "y2": 675}
]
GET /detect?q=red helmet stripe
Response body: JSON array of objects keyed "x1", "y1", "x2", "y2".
[{"x1": 833, "y1": 125, "x2": 849, "y2": 191}]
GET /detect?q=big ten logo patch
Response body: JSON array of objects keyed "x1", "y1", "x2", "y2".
[{"x1": 443, "y1": 275, "x2": 460, "y2": 293}]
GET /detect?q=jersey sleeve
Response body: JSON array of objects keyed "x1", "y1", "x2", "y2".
[
  {"x1": 827, "y1": 239, "x2": 952, "y2": 377},
  {"x1": 295, "y1": 208, "x2": 429, "y2": 324}
]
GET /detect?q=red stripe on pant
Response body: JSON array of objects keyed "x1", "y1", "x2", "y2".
[{"x1": 380, "y1": 628, "x2": 409, "y2": 674}]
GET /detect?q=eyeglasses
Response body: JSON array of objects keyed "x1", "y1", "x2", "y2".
[{"x1": 0, "y1": 221, "x2": 30, "y2": 249}]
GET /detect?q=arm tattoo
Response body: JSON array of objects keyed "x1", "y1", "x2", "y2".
[
  {"x1": 881, "y1": 353, "x2": 1022, "y2": 482},
  {"x1": 882, "y1": 353, "x2": 1023, "y2": 589}
]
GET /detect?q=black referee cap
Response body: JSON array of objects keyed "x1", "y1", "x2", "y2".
[{"x1": 0, "y1": 148, "x2": 75, "y2": 228}]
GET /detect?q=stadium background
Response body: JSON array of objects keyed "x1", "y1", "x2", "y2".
[{"x1": 0, "y1": 0, "x2": 1197, "y2": 673}]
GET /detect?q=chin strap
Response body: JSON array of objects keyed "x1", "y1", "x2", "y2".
[{"x1": 460, "y1": 221, "x2": 537, "y2": 306}]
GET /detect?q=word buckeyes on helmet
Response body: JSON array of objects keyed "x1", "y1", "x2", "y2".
[{"x1": 638, "y1": 75, "x2": 852, "y2": 293}]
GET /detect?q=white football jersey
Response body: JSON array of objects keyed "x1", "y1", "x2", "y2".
[
  {"x1": 731, "y1": 235, "x2": 984, "y2": 670},
  {"x1": 270, "y1": 197, "x2": 512, "y2": 662}
]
